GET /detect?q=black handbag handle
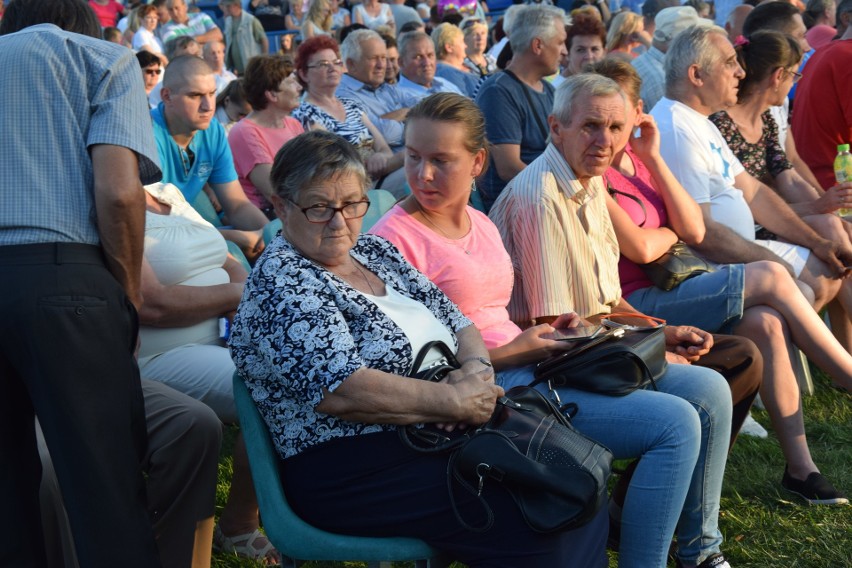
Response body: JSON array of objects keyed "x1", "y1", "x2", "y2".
[{"x1": 408, "y1": 340, "x2": 460, "y2": 378}]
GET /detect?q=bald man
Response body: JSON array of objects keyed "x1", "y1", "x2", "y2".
[{"x1": 152, "y1": 56, "x2": 267, "y2": 253}]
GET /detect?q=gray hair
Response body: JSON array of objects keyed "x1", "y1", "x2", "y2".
[
  {"x1": 398, "y1": 30, "x2": 431, "y2": 61},
  {"x1": 551, "y1": 73, "x2": 624, "y2": 126},
  {"x1": 509, "y1": 5, "x2": 567, "y2": 54},
  {"x1": 340, "y1": 29, "x2": 383, "y2": 64},
  {"x1": 502, "y1": 4, "x2": 526, "y2": 36},
  {"x1": 270, "y1": 131, "x2": 369, "y2": 201},
  {"x1": 664, "y1": 24, "x2": 727, "y2": 100}
]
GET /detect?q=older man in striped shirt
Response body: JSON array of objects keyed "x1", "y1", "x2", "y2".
[{"x1": 489, "y1": 72, "x2": 764, "y2": 568}]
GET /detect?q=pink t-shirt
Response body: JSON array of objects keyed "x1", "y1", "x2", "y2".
[
  {"x1": 227, "y1": 116, "x2": 304, "y2": 209},
  {"x1": 605, "y1": 144, "x2": 668, "y2": 297},
  {"x1": 89, "y1": 0, "x2": 123, "y2": 28},
  {"x1": 370, "y1": 204, "x2": 521, "y2": 349}
]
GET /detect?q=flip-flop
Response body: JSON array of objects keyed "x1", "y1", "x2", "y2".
[{"x1": 213, "y1": 524, "x2": 281, "y2": 565}]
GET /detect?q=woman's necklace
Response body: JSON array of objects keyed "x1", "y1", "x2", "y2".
[
  {"x1": 414, "y1": 199, "x2": 472, "y2": 255},
  {"x1": 352, "y1": 260, "x2": 377, "y2": 295}
]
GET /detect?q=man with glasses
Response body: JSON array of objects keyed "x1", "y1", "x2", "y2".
[
  {"x1": 652, "y1": 25, "x2": 851, "y2": 312},
  {"x1": 152, "y1": 56, "x2": 268, "y2": 260}
]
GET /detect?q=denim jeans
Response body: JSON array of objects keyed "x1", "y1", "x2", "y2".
[{"x1": 498, "y1": 362, "x2": 732, "y2": 568}]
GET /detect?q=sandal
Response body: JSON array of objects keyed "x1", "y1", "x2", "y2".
[{"x1": 213, "y1": 523, "x2": 281, "y2": 565}]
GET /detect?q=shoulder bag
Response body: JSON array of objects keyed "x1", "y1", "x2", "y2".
[
  {"x1": 533, "y1": 314, "x2": 668, "y2": 396},
  {"x1": 608, "y1": 183, "x2": 715, "y2": 291},
  {"x1": 401, "y1": 342, "x2": 613, "y2": 533}
]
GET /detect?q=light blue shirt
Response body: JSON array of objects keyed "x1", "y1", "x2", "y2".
[
  {"x1": 396, "y1": 74, "x2": 463, "y2": 104},
  {"x1": 0, "y1": 24, "x2": 160, "y2": 246},
  {"x1": 631, "y1": 46, "x2": 666, "y2": 112},
  {"x1": 151, "y1": 103, "x2": 237, "y2": 204},
  {"x1": 337, "y1": 74, "x2": 408, "y2": 150}
]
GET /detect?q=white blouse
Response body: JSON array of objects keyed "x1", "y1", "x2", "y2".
[{"x1": 138, "y1": 182, "x2": 229, "y2": 360}]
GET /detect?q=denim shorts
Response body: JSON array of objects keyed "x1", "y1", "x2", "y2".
[{"x1": 625, "y1": 264, "x2": 745, "y2": 334}]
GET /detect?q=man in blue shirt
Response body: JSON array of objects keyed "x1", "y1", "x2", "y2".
[
  {"x1": 338, "y1": 29, "x2": 410, "y2": 152},
  {"x1": 152, "y1": 56, "x2": 268, "y2": 257},
  {"x1": 396, "y1": 31, "x2": 464, "y2": 101},
  {"x1": 476, "y1": 4, "x2": 567, "y2": 211}
]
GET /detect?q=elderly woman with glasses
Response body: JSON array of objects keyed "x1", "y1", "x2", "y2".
[
  {"x1": 229, "y1": 129, "x2": 609, "y2": 567},
  {"x1": 292, "y1": 35, "x2": 397, "y2": 184},
  {"x1": 133, "y1": 4, "x2": 168, "y2": 65}
]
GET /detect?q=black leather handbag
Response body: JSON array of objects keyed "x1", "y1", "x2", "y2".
[
  {"x1": 533, "y1": 323, "x2": 668, "y2": 396},
  {"x1": 642, "y1": 241, "x2": 716, "y2": 291},
  {"x1": 401, "y1": 342, "x2": 612, "y2": 533},
  {"x1": 449, "y1": 386, "x2": 613, "y2": 533},
  {"x1": 607, "y1": 184, "x2": 715, "y2": 291}
]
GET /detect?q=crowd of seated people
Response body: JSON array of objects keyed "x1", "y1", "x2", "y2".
[{"x1": 14, "y1": 0, "x2": 852, "y2": 567}]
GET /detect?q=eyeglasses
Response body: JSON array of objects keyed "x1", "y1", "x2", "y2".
[
  {"x1": 288, "y1": 198, "x2": 371, "y2": 223},
  {"x1": 144, "y1": 68, "x2": 163, "y2": 76},
  {"x1": 307, "y1": 59, "x2": 345, "y2": 71},
  {"x1": 786, "y1": 68, "x2": 803, "y2": 83}
]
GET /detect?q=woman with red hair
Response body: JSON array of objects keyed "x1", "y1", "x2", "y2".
[{"x1": 293, "y1": 35, "x2": 396, "y2": 185}]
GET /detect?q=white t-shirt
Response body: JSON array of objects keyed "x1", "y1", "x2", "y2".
[
  {"x1": 769, "y1": 99, "x2": 790, "y2": 152},
  {"x1": 133, "y1": 27, "x2": 164, "y2": 53},
  {"x1": 652, "y1": 97, "x2": 754, "y2": 240},
  {"x1": 364, "y1": 284, "x2": 456, "y2": 370}
]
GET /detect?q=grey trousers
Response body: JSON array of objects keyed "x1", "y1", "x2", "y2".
[{"x1": 39, "y1": 379, "x2": 223, "y2": 568}]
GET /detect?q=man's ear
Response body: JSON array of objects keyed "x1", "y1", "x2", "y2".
[
  {"x1": 687, "y1": 63, "x2": 703, "y2": 86},
  {"x1": 548, "y1": 114, "x2": 563, "y2": 143},
  {"x1": 161, "y1": 86, "x2": 171, "y2": 103},
  {"x1": 531, "y1": 36, "x2": 544, "y2": 55}
]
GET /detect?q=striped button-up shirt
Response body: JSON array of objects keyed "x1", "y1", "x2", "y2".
[{"x1": 489, "y1": 144, "x2": 622, "y2": 325}]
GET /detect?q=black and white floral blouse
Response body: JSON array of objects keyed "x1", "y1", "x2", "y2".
[{"x1": 230, "y1": 233, "x2": 472, "y2": 460}]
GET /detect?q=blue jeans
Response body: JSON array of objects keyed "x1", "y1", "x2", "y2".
[{"x1": 499, "y1": 362, "x2": 732, "y2": 568}]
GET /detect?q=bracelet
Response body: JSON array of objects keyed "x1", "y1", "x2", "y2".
[{"x1": 462, "y1": 356, "x2": 493, "y2": 369}]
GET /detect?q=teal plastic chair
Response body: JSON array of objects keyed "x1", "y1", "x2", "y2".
[
  {"x1": 262, "y1": 218, "x2": 283, "y2": 245},
  {"x1": 232, "y1": 374, "x2": 444, "y2": 568},
  {"x1": 362, "y1": 188, "x2": 399, "y2": 232}
]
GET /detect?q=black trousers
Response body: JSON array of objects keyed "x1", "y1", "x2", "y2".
[
  {"x1": 0, "y1": 243, "x2": 160, "y2": 567},
  {"x1": 282, "y1": 431, "x2": 610, "y2": 568}
]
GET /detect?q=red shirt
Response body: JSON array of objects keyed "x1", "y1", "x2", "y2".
[
  {"x1": 89, "y1": 0, "x2": 124, "y2": 28},
  {"x1": 790, "y1": 39, "x2": 852, "y2": 189}
]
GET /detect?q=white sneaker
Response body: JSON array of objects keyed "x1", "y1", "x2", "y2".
[{"x1": 739, "y1": 412, "x2": 768, "y2": 438}]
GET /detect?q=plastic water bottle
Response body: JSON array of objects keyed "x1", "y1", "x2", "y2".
[{"x1": 835, "y1": 144, "x2": 852, "y2": 218}]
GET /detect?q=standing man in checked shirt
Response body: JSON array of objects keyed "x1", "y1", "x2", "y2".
[{"x1": 0, "y1": 0, "x2": 163, "y2": 565}]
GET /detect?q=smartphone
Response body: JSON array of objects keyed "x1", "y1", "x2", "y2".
[{"x1": 541, "y1": 325, "x2": 604, "y2": 342}]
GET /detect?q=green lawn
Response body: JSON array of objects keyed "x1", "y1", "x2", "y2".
[{"x1": 213, "y1": 367, "x2": 851, "y2": 568}]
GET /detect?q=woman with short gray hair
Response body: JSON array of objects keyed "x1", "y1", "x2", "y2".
[{"x1": 230, "y1": 129, "x2": 609, "y2": 567}]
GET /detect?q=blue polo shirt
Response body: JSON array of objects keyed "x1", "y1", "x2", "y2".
[{"x1": 151, "y1": 103, "x2": 238, "y2": 203}]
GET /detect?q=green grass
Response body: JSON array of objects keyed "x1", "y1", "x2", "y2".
[{"x1": 213, "y1": 367, "x2": 851, "y2": 568}]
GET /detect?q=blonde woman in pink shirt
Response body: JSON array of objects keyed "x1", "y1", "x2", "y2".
[{"x1": 369, "y1": 92, "x2": 737, "y2": 568}]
